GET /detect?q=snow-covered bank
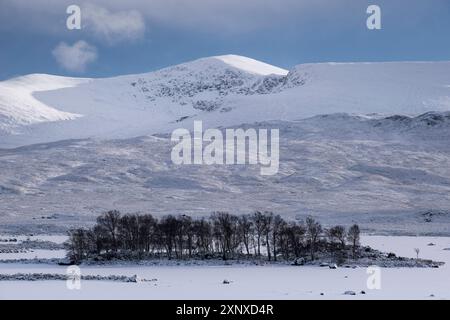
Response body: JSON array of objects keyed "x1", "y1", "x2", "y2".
[{"x1": 0, "y1": 235, "x2": 448, "y2": 299}]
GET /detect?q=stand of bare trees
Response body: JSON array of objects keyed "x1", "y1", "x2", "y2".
[{"x1": 67, "y1": 211, "x2": 361, "y2": 264}]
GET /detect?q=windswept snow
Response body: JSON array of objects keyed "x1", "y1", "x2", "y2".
[
  {"x1": 213, "y1": 55, "x2": 288, "y2": 76},
  {"x1": 0, "y1": 74, "x2": 89, "y2": 135}
]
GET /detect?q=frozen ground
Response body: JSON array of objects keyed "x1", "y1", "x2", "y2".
[{"x1": 0, "y1": 236, "x2": 449, "y2": 300}]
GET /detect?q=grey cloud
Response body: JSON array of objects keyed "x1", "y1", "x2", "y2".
[
  {"x1": 81, "y1": 3, "x2": 145, "y2": 44},
  {"x1": 0, "y1": 0, "x2": 342, "y2": 35}
]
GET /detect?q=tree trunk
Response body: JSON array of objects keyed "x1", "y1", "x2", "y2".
[{"x1": 266, "y1": 234, "x2": 271, "y2": 261}]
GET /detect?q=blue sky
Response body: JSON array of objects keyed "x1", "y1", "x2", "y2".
[{"x1": 1, "y1": 0, "x2": 450, "y2": 80}]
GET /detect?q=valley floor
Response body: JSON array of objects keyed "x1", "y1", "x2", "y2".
[{"x1": 0, "y1": 235, "x2": 449, "y2": 299}]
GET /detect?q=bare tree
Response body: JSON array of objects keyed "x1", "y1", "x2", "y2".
[
  {"x1": 277, "y1": 221, "x2": 290, "y2": 260},
  {"x1": 159, "y1": 215, "x2": 179, "y2": 259},
  {"x1": 347, "y1": 224, "x2": 360, "y2": 259},
  {"x1": 181, "y1": 215, "x2": 194, "y2": 258},
  {"x1": 67, "y1": 228, "x2": 89, "y2": 263},
  {"x1": 271, "y1": 214, "x2": 284, "y2": 261},
  {"x1": 96, "y1": 210, "x2": 121, "y2": 252},
  {"x1": 306, "y1": 217, "x2": 322, "y2": 261},
  {"x1": 238, "y1": 215, "x2": 253, "y2": 256},
  {"x1": 118, "y1": 214, "x2": 140, "y2": 251},
  {"x1": 283, "y1": 221, "x2": 306, "y2": 258},
  {"x1": 252, "y1": 211, "x2": 265, "y2": 256},
  {"x1": 89, "y1": 224, "x2": 108, "y2": 256},
  {"x1": 212, "y1": 212, "x2": 239, "y2": 260},
  {"x1": 137, "y1": 214, "x2": 157, "y2": 254},
  {"x1": 193, "y1": 218, "x2": 212, "y2": 257},
  {"x1": 327, "y1": 225, "x2": 347, "y2": 250},
  {"x1": 414, "y1": 248, "x2": 420, "y2": 259},
  {"x1": 262, "y1": 212, "x2": 273, "y2": 261}
]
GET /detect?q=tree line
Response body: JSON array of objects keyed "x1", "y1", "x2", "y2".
[{"x1": 67, "y1": 210, "x2": 361, "y2": 264}]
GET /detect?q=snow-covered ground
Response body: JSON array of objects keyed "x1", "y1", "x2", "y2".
[
  {"x1": 0, "y1": 235, "x2": 67, "y2": 245},
  {"x1": 0, "y1": 236, "x2": 448, "y2": 300},
  {"x1": 0, "y1": 249, "x2": 66, "y2": 261}
]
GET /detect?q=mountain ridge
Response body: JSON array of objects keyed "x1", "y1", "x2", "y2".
[{"x1": 1, "y1": 55, "x2": 450, "y2": 148}]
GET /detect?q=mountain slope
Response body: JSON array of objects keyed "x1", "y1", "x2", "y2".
[
  {"x1": 1, "y1": 55, "x2": 450, "y2": 147},
  {"x1": 2, "y1": 113, "x2": 450, "y2": 235},
  {"x1": 0, "y1": 74, "x2": 89, "y2": 134},
  {"x1": 281, "y1": 61, "x2": 450, "y2": 115}
]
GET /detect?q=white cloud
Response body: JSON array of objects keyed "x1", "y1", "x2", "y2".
[
  {"x1": 82, "y1": 3, "x2": 145, "y2": 44},
  {"x1": 52, "y1": 40, "x2": 97, "y2": 72}
]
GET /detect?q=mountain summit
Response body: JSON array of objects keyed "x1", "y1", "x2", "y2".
[{"x1": 206, "y1": 55, "x2": 288, "y2": 76}]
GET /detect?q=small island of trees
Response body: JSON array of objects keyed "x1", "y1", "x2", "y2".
[{"x1": 66, "y1": 210, "x2": 363, "y2": 265}]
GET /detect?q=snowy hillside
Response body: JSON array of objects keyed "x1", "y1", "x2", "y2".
[
  {"x1": 0, "y1": 74, "x2": 89, "y2": 135},
  {"x1": 2, "y1": 55, "x2": 450, "y2": 235},
  {"x1": 2, "y1": 113, "x2": 450, "y2": 235},
  {"x1": 1, "y1": 55, "x2": 450, "y2": 147}
]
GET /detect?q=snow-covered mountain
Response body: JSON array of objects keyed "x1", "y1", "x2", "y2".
[
  {"x1": 1, "y1": 55, "x2": 450, "y2": 147},
  {"x1": 2, "y1": 55, "x2": 450, "y2": 234}
]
